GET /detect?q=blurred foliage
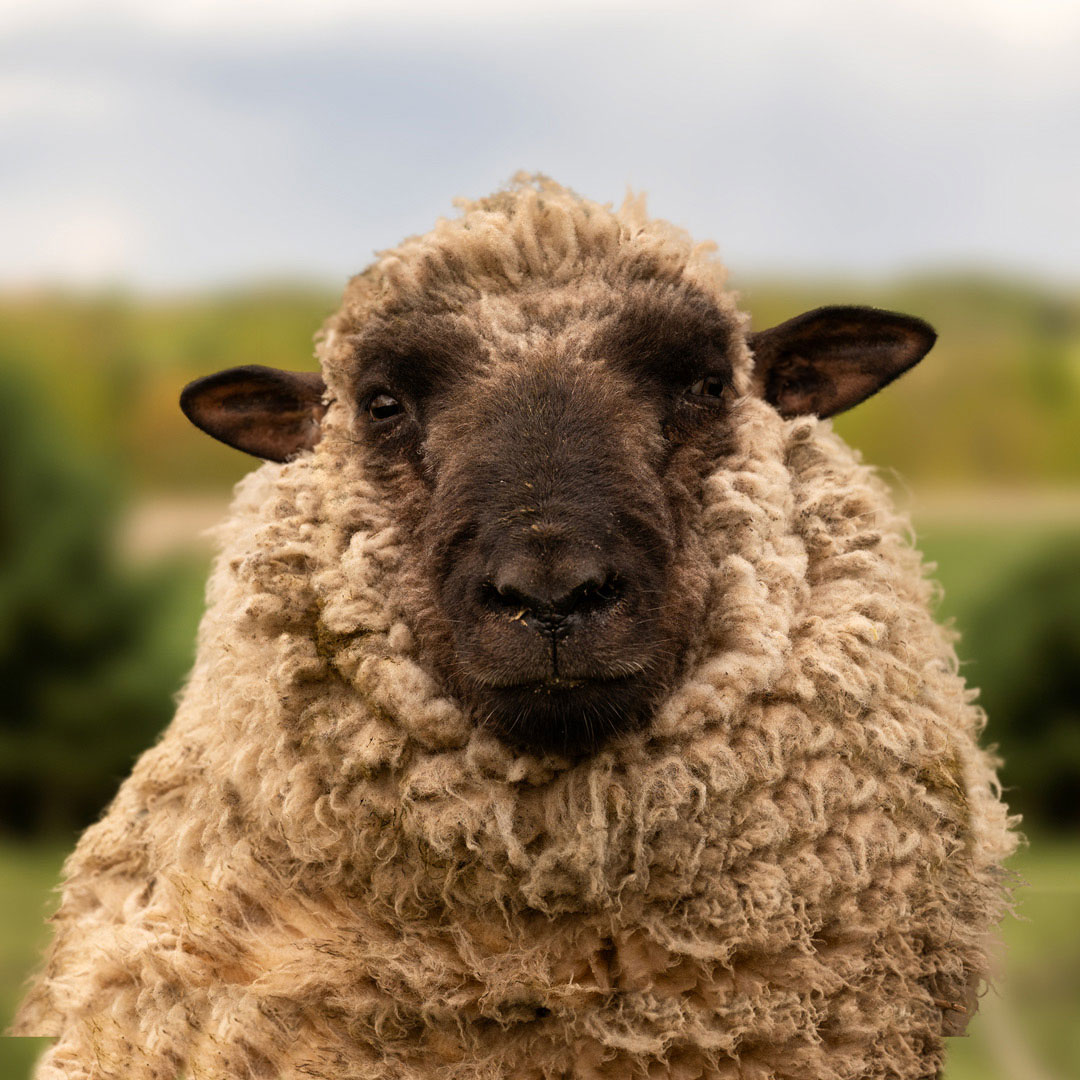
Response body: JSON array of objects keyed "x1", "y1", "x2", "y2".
[
  {"x1": 744, "y1": 273, "x2": 1080, "y2": 485},
  {"x1": 916, "y1": 524, "x2": 1080, "y2": 833},
  {"x1": 0, "y1": 275, "x2": 1077, "y2": 839},
  {"x1": 0, "y1": 286, "x2": 331, "y2": 492},
  {"x1": 960, "y1": 539, "x2": 1080, "y2": 829},
  {"x1": 0, "y1": 273, "x2": 1078, "y2": 491},
  {"x1": 0, "y1": 365, "x2": 207, "y2": 837}
]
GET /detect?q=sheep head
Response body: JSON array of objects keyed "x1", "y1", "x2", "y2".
[{"x1": 182, "y1": 181, "x2": 934, "y2": 757}]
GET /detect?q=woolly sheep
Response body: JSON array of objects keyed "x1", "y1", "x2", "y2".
[{"x1": 16, "y1": 176, "x2": 1017, "y2": 1080}]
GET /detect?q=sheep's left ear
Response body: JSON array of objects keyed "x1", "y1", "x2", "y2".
[
  {"x1": 747, "y1": 305, "x2": 936, "y2": 419},
  {"x1": 180, "y1": 365, "x2": 327, "y2": 462}
]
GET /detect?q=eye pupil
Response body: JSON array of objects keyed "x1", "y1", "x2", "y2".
[
  {"x1": 688, "y1": 375, "x2": 727, "y2": 399},
  {"x1": 368, "y1": 393, "x2": 403, "y2": 421}
]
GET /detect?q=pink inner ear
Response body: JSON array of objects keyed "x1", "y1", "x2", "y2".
[{"x1": 181, "y1": 366, "x2": 327, "y2": 462}]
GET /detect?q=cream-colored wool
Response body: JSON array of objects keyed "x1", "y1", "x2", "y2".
[{"x1": 17, "y1": 177, "x2": 1017, "y2": 1080}]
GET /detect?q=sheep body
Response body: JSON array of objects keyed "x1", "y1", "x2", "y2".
[{"x1": 16, "y1": 178, "x2": 1016, "y2": 1080}]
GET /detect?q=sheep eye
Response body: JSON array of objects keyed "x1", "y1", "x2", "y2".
[
  {"x1": 368, "y1": 393, "x2": 404, "y2": 422},
  {"x1": 686, "y1": 375, "x2": 728, "y2": 399}
]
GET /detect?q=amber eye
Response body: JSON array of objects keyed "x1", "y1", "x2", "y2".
[
  {"x1": 686, "y1": 375, "x2": 728, "y2": 399},
  {"x1": 368, "y1": 392, "x2": 404, "y2": 422}
]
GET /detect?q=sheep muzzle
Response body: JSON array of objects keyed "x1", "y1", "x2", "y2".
[{"x1": 409, "y1": 364, "x2": 694, "y2": 757}]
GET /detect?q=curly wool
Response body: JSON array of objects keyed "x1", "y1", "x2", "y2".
[{"x1": 17, "y1": 178, "x2": 1017, "y2": 1080}]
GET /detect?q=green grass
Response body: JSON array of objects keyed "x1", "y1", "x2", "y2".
[
  {"x1": 2, "y1": 838, "x2": 1077, "y2": 1079},
  {"x1": 944, "y1": 836, "x2": 1080, "y2": 1080},
  {"x1": 1, "y1": 841, "x2": 67, "y2": 1079},
  {"x1": 907, "y1": 523, "x2": 1080, "y2": 1080}
]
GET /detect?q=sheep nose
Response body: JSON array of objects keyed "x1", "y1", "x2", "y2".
[{"x1": 483, "y1": 555, "x2": 622, "y2": 635}]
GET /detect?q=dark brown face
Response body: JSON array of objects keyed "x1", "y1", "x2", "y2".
[
  {"x1": 181, "y1": 282, "x2": 936, "y2": 758},
  {"x1": 343, "y1": 283, "x2": 739, "y2": 755}
]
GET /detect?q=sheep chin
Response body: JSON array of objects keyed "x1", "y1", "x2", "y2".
[{"x1": 471, "y1": 674, "x2": 654, "y2": 757}]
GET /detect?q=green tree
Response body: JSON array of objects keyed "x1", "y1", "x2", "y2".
[
  {"x1": 0, "y1": 364, "x2": 202, "y2": 836},
  {"x1": 964, "y1": 540, "x2": 1080, "y2": 830}
]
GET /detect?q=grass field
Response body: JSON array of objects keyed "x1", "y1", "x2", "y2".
[
  {"x1": 1, "y1": 843, "x2": 66, "y2": 1080},
  {"x1": 2, "y1": 838, "x2": 1077, "y2": 1079}
]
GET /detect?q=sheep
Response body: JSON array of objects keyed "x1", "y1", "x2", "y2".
[{"x1": 15, "y1": 175, "x2": 1017, "y2": 1080}]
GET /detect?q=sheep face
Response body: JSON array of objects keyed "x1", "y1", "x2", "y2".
[
  {"x1": 181, "y1": 199, "x2": 935, "y2": 758},
  {"x1": 334, "y1": 279, "x2": 742, "y2": 755}
]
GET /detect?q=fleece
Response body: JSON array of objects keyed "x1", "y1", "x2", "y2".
[{"x1": 16, "y1": 177, "x2": 1017, "y2": 1080}]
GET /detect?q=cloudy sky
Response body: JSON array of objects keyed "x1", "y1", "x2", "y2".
[{"x1": 1, "y1": 0, "x2": 1077, "y2": 289}]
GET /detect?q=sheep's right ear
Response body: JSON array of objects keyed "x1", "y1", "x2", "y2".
[{"x1": 180, "y1": 365, "x2": 327, "y2": 462}]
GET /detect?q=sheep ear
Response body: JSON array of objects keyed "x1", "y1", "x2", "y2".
[
  {"x1": 180, "y1": 365, "x2": 327, "y2": 462},
  {"x1": 747, "y1": 305, "x2": 936, "y2": 419}
]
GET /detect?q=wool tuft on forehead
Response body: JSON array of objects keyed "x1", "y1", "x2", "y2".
[
  {"x1": 323, "y1": 176, "x2": 733, "y2": 351},
  {"x1": 358, "y1": 174, "x2": 724, "y2": 301}
]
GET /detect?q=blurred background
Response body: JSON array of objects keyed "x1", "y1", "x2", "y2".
[{"x1": 1, "y1": 1, "x2": 1077, "y2": 1077}]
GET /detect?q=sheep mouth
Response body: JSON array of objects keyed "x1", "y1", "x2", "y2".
[{"x1": 475, "y1": 675, "x2": 652, "y2": 756}]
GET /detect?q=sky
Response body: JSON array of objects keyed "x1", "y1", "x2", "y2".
[{"x1": 1, "y1": 0, "x2": 1077, "y2": 290}]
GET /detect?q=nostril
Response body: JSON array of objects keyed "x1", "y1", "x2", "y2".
[
  {"x1": 481, "y1": 581, "x2": 532, "y2": 613},
  {"x1": 565, "y1": 572, "x2": 622, "y2": 616},
  {"x1": 479, "y1": 568, "x2": 623, "y2": 630}
]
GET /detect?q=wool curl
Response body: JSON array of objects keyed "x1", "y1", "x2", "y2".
[{"x1": 16, "y1": 176, "x2": 1018, "y2": 1080}]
